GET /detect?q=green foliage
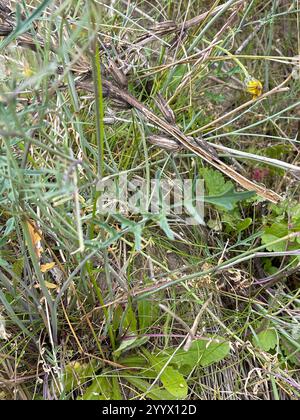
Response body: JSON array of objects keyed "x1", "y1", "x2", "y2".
[
  {"x1": 201, "y1": 168, "x2": 255, "y2": 210},
  {"x1": 253, "y1": 329, "x2": 278, "y2": 352},
  {"x1": 145, "y1": 350, "x2": 188, "y2": 399},
  {"x1": 162, "y1": 339, "x2": 231, "y2": 370},
  {"x1": 138, "y1": 298, "x2": 159, "y2": 333},
  {"x1": 79, "y1": 376, "x2": 112, "y2": 400},
  {"x1": 201, "y1": 168, "x2": 233, "y2": 197},
  {"x1": 261, "y1": 201, "x2": 300, "y2": 272},
  {"x1": 62, "y1": 361, "x2": 99, "y2": 396},
  {"x1": 117, "y1": 338, "x2": 231, "y2": 399},
  {"x1": 124, "y1": 376, "x2": 177, "y2": 400},
  {"x1": 205, "y1": 188, "x2": 255, "y2": 211}
]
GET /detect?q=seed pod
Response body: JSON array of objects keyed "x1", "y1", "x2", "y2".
[
  {"x1": 0, "y1": 23, "x2": 12, "y2": 36},
  {"x1": 148, "y1": 135, "x2": 182, "y2": 152},
  {"x1": 108, "y1": 61, "x2": 128, "y2": 89},
  {"x1": 154, "y1": 93, "x2": 176, "y2": 124}
]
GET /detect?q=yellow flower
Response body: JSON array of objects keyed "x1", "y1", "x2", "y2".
[
  {"x1": 245, "y1": 77, "x2": 263, "y2": 99},
  {"x1": 40, "y1": 262, "x2": 56, "y2": 273},
  {"x1": 23, "y1": 63, "x2": 34, "y2": 78}
]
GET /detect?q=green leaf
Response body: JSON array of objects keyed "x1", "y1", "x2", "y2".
[
  {"x1": 205, "y1": 188, "x2": 255, "y2": 211},
  {"x1": 138, "y1": 298, "x2": 159, "y2": 333},
  {"x1": 184, "y1": 199, "x2": 205, "y2": 225},
  {"x1": 112, "y1": 215, "x2": 144, "y2": 251},
  {"x1": 200, "y1": 168, "x2": 255, "y2": 210},
  {"x1": 78, "y1": 376, "x2": 112, "y2": 400},
  {"x1": 4, "y1": 217, "x2": 15, "y2": 237},
  {"x1": 253, "y1": 329, "x2": 278, "y2": 352},
  {"x1": 145, "y1": 351, "x2": 188, "y2": 399},
  {"x1": 125, "y1": 376, "x2": 177, "y2": 400},
  {"x1": 162, "y1": 338, "x2": 231, "y2": 371},
  {"x1": 63, "y1": 361, "x2": 99, "y2": 394},
  {"x1": 0, "y1": 0, "x2": 53, "y2": 51},
  {"x1": 121, "y1": 303, "x2": 138, "y2": 334},
  {"x1": 157, "y1": 215, "x2": 174, "y2": 240},
  {"x1": 261, "y1": 222, "x2": 291, "y2": 252},
  {"x1": 114, "y1": 336, "x2": 149, "y2": 358},
  {"x1": 153, "y1": 362, "x2": 188, "y2": 399},
  {"x1": 237, "y1": 218, "x2": 252, "y2": 233},
  {"x1": 159, "y1": 365, "x2": 187, "y2": 399},
  {"x1": 201, "y1": 168, "x2": 233, "y2": 196},
  {"x1": 261, "y1": 234, "x2": 287, "y2": 252}
]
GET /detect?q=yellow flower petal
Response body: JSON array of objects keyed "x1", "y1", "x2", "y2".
[
  {"x1": 40, "y1": 262, "x2": 56, "y2": 273},
  {"x1": 245, "y1": 77, "x2": 263, "y2": 99},
  {"x1": 44, "y1": 281, "x2": 58, "y2": 289}
]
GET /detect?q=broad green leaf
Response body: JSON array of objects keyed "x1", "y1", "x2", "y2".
[
  {"x1": 125, "y1": 376, "x2": 177, "y2": 400},
  {"x1": 201, "y1": 168, "x2": 233, "y2": 196},
  {"x1": 158, "y1": 365, "x2": 188, "y2": 399},
  {"x1": 163, "y1": 338, "x2": 231, "y2": 371},
  {"x1": 114, "y1": 336, "x2": 149, "y2": 357},
  {"x1": 253, "y1": 329, "x2": 278, "y2": 352},
  {"x1": 237, "y1": 218, "x2": 252, "y2": 233},
  {"x1": 151, "y1": 361, "x2": 187, "y2": 398},
  {"x1": 63, "y1": 361, "x2": 99, "y2": 394},
  {"x1": 200, "y1": 167, "x2": 255, "y2": 209},
  {"x1": 78, "y1": 376, "x2": 112, "y2": 400},
  {"x1": 261, "y1": 222, "x2": 294, "y2": 252},
  {"x1": 138, "y1": 298, "x2": 159, "y2": 333},
  {"x1": 145, "y1": 351, "x2": 188, "y2": 399},
  {"x1": 121, "y1": 303, "x2": 137, "y2": 334},
  {"x1": 261, "y1": 234, "x2": 287, "y2": 252},
  {"x1": 264, "y1": 223, "x2": 289, "y2": 238}
]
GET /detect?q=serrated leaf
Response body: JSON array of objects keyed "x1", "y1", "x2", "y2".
[
  {"x1": 205, "y1": 188, "x2": 255, "y2": 210},
  {"x1": 157, "y1": 215, "x2": 174, "y2": 240},
  {"x1": 253, "y1": 329, "x2": 278, "y2": 352},
  {"x1": 201, "y1": 168, "x2": 233, "y2": 196}
]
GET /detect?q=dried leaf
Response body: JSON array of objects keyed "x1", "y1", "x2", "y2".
[
  {"x1": 27, "y1": 220, "x2": 43, "y2": 259},
  {"x1": 0, "y1": 314, "x2": 10, "y2": 341}
]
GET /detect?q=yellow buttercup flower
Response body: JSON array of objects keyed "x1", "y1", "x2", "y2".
[{"x1": 244, "y1": 77, "x2": 263, "y2": 99}]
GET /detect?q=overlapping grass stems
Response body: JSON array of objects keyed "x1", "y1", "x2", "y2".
[{"x1": 0, "y1": 0, "x2": 300, "y2": 400}]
